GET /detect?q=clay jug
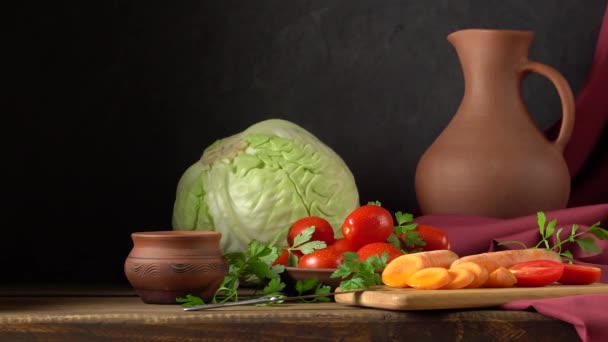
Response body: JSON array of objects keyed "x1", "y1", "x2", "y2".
[
  {"x1": 415, "y1": 29, "x2": 575, "y2": 219},
  {"x1": 124, "y1": 231, "x2": 228, "y2": 304}
]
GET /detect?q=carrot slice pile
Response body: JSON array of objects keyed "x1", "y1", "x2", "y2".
[
  {"x1": 484, "y1": 267, "x2": 517, "y2": 288},
  {"x1": 450, "y1": 261, "x2": 489, "y2": 288},
  {"x1": 381, "y1": 250, "x2": 459, "y2": 287},
  {"x1": 381, "y1": 249, "x2": 563, "y2": 290},
  {"x1": 442, "y1": 267, "x2": 475, "y2": 289},
  {"x1": 407, "y1": 267, "x2": 451, "y2": 290}
]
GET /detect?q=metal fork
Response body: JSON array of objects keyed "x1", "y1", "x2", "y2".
[{"x1": 182, "y1": 289, "x2": 365, "y2": 311}]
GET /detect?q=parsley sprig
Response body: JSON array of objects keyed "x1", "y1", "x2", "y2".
[
  {"x1": 177, "y1": 240, "x2": 286, "y2": 307},
  {"x1": 175, "y1": 294, "x2": 204, "y2": 307},
  {"x1": 177, "y1": 226, "x2": 329, "y2": 307},
  {"x1": 498, "y1": 211, "x2": 608, "y2": 262},
  {"x1": 331, "y1": 251, "x2": 388, "y2": 290},
  {"x1": 287, "y1": 226, "x2": 327, "y2": 265},
  {"x1": 215, "y1": 240, "x2": 286, "y2": 303},
  {"x1": 389, "y1": 211, "x2": 424, "y2": 251},
  {"x1": 294, "y1": 278, "x2": 332, "y2": 302}
]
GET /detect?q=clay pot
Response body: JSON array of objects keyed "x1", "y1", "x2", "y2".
[
  {"x1": 124, "y1": 231, "x2": 228, "y2": 304},
  {"x1": 415, "y1": 29, "x2": 575, "y2": 219}
]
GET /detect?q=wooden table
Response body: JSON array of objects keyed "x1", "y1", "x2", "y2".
[{"x1": 0, "y1": 285, "x2": 580, "y2": 341}]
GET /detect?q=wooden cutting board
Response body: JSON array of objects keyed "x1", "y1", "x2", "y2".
[{"x1": 334, "y1": 283, "x2": 608, "y2": 310}]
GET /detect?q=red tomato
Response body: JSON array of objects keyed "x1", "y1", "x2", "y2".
[
  {"x1": 399, "y1": 224, "x2": 450, "y2": 252},
  {"x1": 272, "y1": 248, "x2": 290, "y2": 266},
  {"x1": 297, "y1": 247, "x2": 342, "y2": 269},
  {"x1": 558, "y1": 264, "x2": 602, "y2": 285},
  {"x1": 356, "y1": 242, "x2": 403, "y2": 263},
  {"x1": 341, "y1": 205, "x2": 394, "y2": 249},
  {"x1": 509, "y1": 260, "x2": 565, "y2": 287},
  {"x1": 331, "y1": 238, "x2": 358, "y2": 254},
  {"x1": 288, "y1": 216, "x2": 335, "y2": 247}
]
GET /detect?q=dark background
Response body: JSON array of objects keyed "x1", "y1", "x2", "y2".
[{"x1": 7, "y1": 0, "x2": 606, "y2": 285}]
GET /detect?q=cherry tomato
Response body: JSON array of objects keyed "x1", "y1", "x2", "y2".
[
  {"x1": 509, "y1": 260, "x2": 565, "y2": 287},
  {"x1": 297, "y1": 247, "x2": 342, "y2": 269},
  {"x1": 558, "y1": 264, "x2": 602, "y2": 285},
  {"x1": 341, "y1": 205, "x2": 394, "y2": 250},
  {"x1": 356, "y1": 242, "x2": 403, "y2": 263},
  {"x1": 331, "y1": 238, "x2": 358, "y2": 254},
  {"x1": 399, "y1": 224, "x2": 450, "y2": 252},
  {"x1": 272, "y1": 248, "x2": 290, "y2": 266},
  {"x1": 288, "y1": 216, "x2": 335, "y2": 247}
]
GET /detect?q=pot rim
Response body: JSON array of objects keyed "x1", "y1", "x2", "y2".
[{"x1": 131, "y1": 230, "x2": 221, "y2": 239}]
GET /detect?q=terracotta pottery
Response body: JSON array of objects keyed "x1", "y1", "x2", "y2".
[
  {"x1": 415, "y1": 29, "x2": 575, "y2": 219},
  {"x1": 124, "y1": 231, "x2": 228, "y2": 304}
]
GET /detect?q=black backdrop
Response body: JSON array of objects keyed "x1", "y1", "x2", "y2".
[{"x1": 7, "y1": 0, "x2": 606, "y2": 285}]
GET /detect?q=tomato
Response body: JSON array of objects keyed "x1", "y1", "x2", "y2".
[
  {"x1": 331, "y1": 238, "x2": 358, "y2": 254},
  {"x1": 297, "y1": 247, "x2": 342, "y2": 269},
  {"x1": 399, "y1": 224, "x2": 450, "y2": 252},
  {"x1": 356, "y1": 242, "x2": 403, "y2": 263},
  {"x1": 509, "y1": 260, "x2": 565, "y2": 287},
  {"x1": 288, "y1": 216, "x2": 335, "y2": 247},
  {"x1": 341, "y1": 205, "x2": 394, "y2": 249},
  {"x1": 272, "y1": 248, "x2": 290, "y2": 266},
  {"x1": 558, "y1": 264, "x2": 602, "y2": 285}
]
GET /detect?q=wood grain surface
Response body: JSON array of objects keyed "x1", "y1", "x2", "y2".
[
  {"x1": 0, "y1": 293, "x2": 580, "y2": 342},
  {"x1": 335, "y1": 283, "x2": 608, "y2": 311}
]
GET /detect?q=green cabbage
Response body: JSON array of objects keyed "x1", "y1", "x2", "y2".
[{"x1": 172, "y1": 119, "x2": 360, "y2": 254}]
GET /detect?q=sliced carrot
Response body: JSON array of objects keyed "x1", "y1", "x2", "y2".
[
  {"x1": 470, "y1": 259, "x2": 501, "y2": 274},
  {"x1": 407, "y1": 267, "x2": 451, "y2": 290},
  {"x1": 441, "y1": 267, "x2": 475, "y2": 289},
  {"x1": 451, "y1": 249, "x2": 561, "y2": 269},
  {"x1": 381, "y1": 250, "x2": 459, "y2": 287},
  {"x1": 450, "y1": 261, "x2": 488, "y2": 288},
  {"x1": 483, "y1": 267, "x2": 518, "y2": 288}
]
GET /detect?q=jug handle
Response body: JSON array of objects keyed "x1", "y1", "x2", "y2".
[{"x1": 521, "y1": 61, "x2": 575, "y2": 152}]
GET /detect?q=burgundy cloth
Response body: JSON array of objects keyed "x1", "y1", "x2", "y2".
[
  {"x1": 549, "y1": 2, "x2": 608, "y2": 207},
  {"x1": 415, "y1": 204, "x2": 608, "y2": 342},
  {"x1": 501, "y1": 295, "x2": 608, "y2": 342}
]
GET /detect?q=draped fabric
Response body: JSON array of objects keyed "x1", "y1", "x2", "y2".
[{"x1": 558, "y1": 3, "x2": 608, "y2": 207}]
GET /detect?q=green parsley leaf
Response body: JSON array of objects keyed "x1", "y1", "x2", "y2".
[
  {"x1": 395, "y1": 211, "x2": 414, "y2": 226},
  {"x1": 263, "y1": 277, "x2": 285, "y2": 295},
  {"x1": 295, "y1": 278, "x2": 318, "y2": 295},
  {"x1": 339, "y1": 277, "x2": 366, "y2": 290},
  {"x1": 247, "y1": 260, "x2": 277, "y2": 279},
  {"x1": 545, "y1": 219, "x2": 557, "y2": 240},
  {"x1": 386, "y1": 234, "x2": 402, "y2": 249},
  {"x1": 496, "y1": 240, "x2": 528, "y2": 249},
  {"x1": 561, "y1": 250, "x2": 574, "y2": 262},
  {"x1": 588, "y1": 223, "x2": 608, "y2": 239},
  {"x1": 312, "y1": 284, "x2": 332, "y2": 302},
  {"x1": 294, "y1": 240, "x2": 327, "y2": 255},
  {"x1": 576, "y1": 237, "x2": 602, "y2": 254},
  {"x1": 331, "y1": 252, "x2": 388, "y2": 291},
  {"x1": 292, "y1": 226, "x2": 315, "y2": 247},
  {"x1": 537, "y1": 212, "x2": 547, "y2": 237},
  {"x1": 176, "y1": 294, "x2": 204, "y2": 307}
]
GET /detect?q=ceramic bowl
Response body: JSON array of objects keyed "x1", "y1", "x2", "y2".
[{"x1": 284, "y1": 266, "x2": 342, "y2": 289}]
